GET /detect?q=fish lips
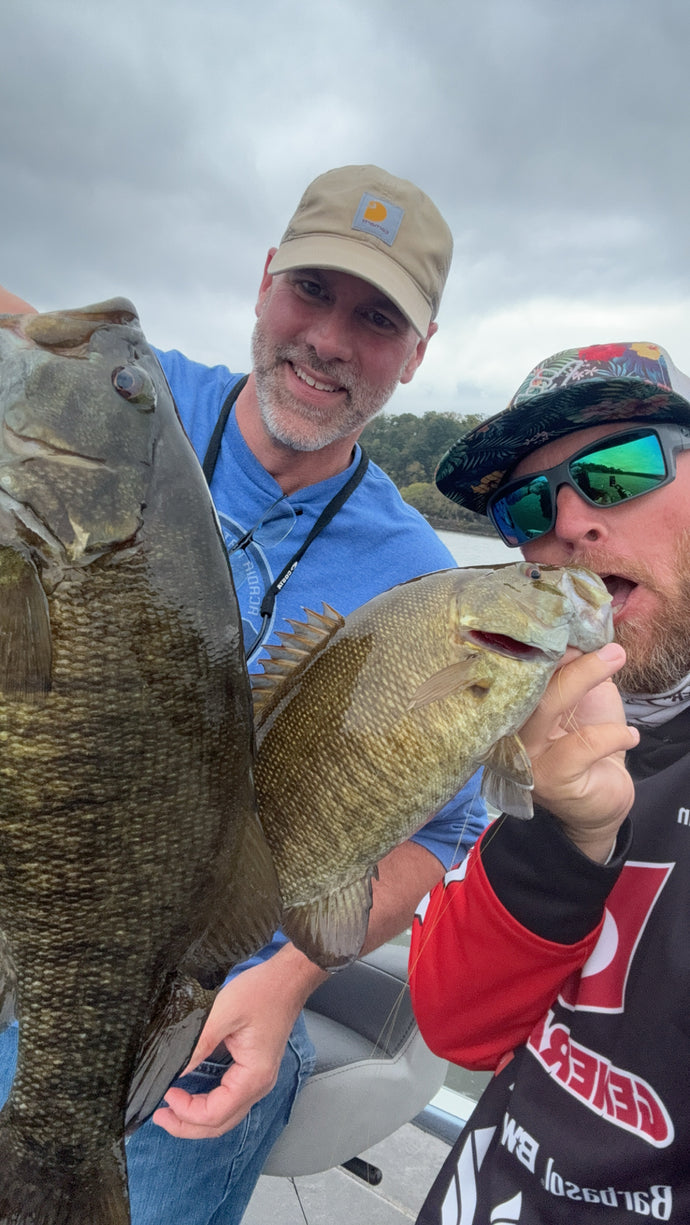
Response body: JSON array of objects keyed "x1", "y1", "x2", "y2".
[{"x1": 462, "y1": 627, "x2": 565, "y2": 663}]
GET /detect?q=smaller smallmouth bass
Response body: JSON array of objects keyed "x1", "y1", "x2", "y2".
[{"x1": 253, "y1": 562, "x2": 613, "y2": 969}]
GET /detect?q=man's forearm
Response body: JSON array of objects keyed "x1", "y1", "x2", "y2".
[{"x1": 361, "y1": 840, "x2": 444, "y2": 954}]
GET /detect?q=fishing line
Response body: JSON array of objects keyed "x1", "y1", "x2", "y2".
[{"x1": 290, "y1": 1177, "x2": 311, "y2": 1224}]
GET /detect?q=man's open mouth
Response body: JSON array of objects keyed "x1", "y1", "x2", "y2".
[{"x1": 601, "y1": 574, "x2": 637, "y2": 615}]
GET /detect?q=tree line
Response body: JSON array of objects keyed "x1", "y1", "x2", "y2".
[{"x1": 360, "y1": 410, "x2": 499, "y2": 536}]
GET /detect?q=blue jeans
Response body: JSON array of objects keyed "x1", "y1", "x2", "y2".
[{"x1": 0, "y1": 1014, "x2": 315, "y2": 1225}]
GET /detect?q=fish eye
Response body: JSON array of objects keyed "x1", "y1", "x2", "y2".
[
  {"x1": 527, "y1": 566, "x2": 541, "y2": 580},
  {"x1": 112, "y1": 365, "x2": 156, "y2": 410}
]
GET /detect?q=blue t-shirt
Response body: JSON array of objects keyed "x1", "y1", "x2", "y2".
[{"x1": 156, "y1": 349, "x2": 488, "y2": 963}]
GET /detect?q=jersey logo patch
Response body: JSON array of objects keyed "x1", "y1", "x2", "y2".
[{"x1": 559, "y1": 861, "x2": 673, "y2": 1013}]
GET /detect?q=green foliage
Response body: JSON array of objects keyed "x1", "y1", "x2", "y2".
[
  {"x1": 361, "y1": 410, "x2": 496, "y2": 535},
  {"x1": 400, "y1": 481, "x2": 492, "y2": 533},
  {"x1": 361, "y1": 409, "x2": 482, "y2": 487}
]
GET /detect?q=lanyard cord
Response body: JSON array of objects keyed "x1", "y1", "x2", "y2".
[
  {"x1": 202, "y1": 375, "x2": 249, "y2": 483},
  {"x1": 202, "y1": 377, "x2": 370, "y2": 657},
  {"x1": 258, "y1": 446, "x2": 369, "y2": 623}
]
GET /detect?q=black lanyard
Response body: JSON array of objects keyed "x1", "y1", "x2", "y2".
[
  {"x1": 202, "y1": 378, "x2": 369, "y2": 657},
  {"x1": 202, "y1": 375, "x2": 249, "y2": 484}
]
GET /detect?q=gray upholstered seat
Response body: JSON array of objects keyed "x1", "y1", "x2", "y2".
[{"x1": 262, "y1": 942, "x2": 448, "y2": 1178}]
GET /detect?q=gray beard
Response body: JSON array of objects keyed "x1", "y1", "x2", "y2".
[{"x1": 250, "y1": 320, "x2": 405, "y2": 452}]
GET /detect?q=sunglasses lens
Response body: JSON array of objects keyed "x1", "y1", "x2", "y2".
[
  {"x1": 571, "y1": 433, "x2": 666, "y2": 506},
  {"x1": 490, "y1": 431, "x2": 668, "y2": 546},
  {"x1": 490, "y1": 474, "x2": 553, "y2": 545}
]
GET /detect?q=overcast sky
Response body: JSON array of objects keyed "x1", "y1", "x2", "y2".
[{"x1": 2, "y1": 0, "x2": 688, "y2": 421}]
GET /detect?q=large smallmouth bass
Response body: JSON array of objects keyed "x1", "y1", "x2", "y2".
[
  {"x1": 0, "y1": 301, "x2": 281, "y2": 1223},
  {"x1": 253, "y1": 562, "x2": 613, "y2": 969}
]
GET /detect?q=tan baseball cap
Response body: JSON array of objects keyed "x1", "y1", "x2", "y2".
[{"x1": 267, "y1": 165, "x2": 453, "y2": 336}]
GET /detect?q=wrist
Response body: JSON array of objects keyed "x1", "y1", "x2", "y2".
[
  {"x1": 269, "y1": 943, "x2": 330, "y2": 1005},
  {"x1": 557, "y1": 818, "x2": 626, "y2": 864}
]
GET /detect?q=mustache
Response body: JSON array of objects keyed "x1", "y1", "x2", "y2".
[
  {"x1": 569, "y1": 549, "x2": 662, "y2": 597},
  {"x1": 277, "y1": 346, "x2": 355, "y2": 392}
]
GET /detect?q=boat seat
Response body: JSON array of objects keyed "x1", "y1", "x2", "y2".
[{"x1": 262, "y1": 941, "x2": 448, "y2": 1178}]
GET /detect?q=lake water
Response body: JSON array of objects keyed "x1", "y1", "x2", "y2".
[{"x1": 434, "y1": 527, "x2": 517, "y2": 566}]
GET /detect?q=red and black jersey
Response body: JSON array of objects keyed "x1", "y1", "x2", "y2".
[{"x1": 411, "y1": 706, "x2": 690, "y2": 1223}]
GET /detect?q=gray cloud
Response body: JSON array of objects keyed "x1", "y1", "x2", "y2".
[{"x1": 2, "y1": 0, "x2": 689, "y2": 414}]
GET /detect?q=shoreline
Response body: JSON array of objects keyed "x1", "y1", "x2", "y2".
[{"x1": 423, "y1": 515, "x2": 500, "y2": 539}]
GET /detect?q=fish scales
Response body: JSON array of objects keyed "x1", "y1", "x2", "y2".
[
  {"x1": 0, "y1": 301, "x2": 281, "y2": 1224},
  {"x1": 253, "y1": 563, "x2": 614, "y2": 970}
]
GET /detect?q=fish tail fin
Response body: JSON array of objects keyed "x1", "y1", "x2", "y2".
[{"x1": 0, "y1": 1123, "x2": 130, "y2": 1224}]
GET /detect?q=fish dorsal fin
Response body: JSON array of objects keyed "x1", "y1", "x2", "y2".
[
  {"x1": 407, "y1": 650, "x2": 485, "y2": 711},
  {"x1": 479, "y1": 733, "x2": 535, "y2": 820},
  {"x1": 251, "y1": 603, "x2": 345, "y2": 727}
]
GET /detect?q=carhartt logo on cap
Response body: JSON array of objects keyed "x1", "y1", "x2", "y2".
[{"x1": 352, "y1": 192, "x2": 404, "y2": 247}]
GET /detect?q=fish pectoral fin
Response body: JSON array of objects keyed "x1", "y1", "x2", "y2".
[
  {"x1": 479, "y1": 734, "x2": 535, "y2": 820},
  {"x1": 0, "y1": 929, "x2": 17, "y2": 1031},
  {"x1": 0, "y1": 545, "x2": 52, "y2": 701},
  {"x1": 281, "y1": 872, "x2": 376, "y2": 972},
  {"x1": 125, "y1": 973, "x2": 215, "y2": 1133},
  {"x1": 251, "y1": 603, "x2": 345, "y2": 727},
  {"x1": 407, "y1": 655, "x2": 485, "y2": 711},
  {"x1": 127, "y1": 816, "x2": 284, "y2": 1133}
]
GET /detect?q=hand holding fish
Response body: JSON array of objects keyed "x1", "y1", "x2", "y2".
[
  {"x1": 152, "y1": 947, "x2": 326, "y2": 1140},
  {"x1": 519, "y1": 642, "x2": 639, "y2": 863},
  {"x1": 153, "y1": 841, "x2": 444, "y2": 1138}
]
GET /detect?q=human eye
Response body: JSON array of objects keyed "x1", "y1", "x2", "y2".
[
  {"x1": 289, "y1": 271, "x2": 329, "y2": 301},
  {"x1": 359, "y1": 304, "x2": 401, "y2": 334}
]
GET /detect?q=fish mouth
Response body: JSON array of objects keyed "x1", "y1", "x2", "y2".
[
  {"x1": 466, "y1": 629, "x2": 552, "y2": 661},
  {"x1": 3, "y1": 423, "x2": 105, "y2": 468}
]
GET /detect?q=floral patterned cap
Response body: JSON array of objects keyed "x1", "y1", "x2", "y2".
[{"x1": 436, "y1": 341, "x2": 690, "y2": 514}]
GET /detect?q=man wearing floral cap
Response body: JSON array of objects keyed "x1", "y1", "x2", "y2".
[{"x1": 411, "y1": 340, "x2": 690, "y2": 1222}]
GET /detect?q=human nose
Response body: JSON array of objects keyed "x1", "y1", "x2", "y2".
[
  {"x1": 302, "y1": 308, "x2": 354, "y2": 364},
  {"x1": 552, "y1": 484, "x2": 609, "y2": 547},
  {"x1": 522, "y1": 484, "x2": 609, "y2": 565}
]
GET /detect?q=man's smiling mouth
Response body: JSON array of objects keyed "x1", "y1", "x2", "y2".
[{"x1": 291, "y1": 363, "x2": 342, "y2": 393}]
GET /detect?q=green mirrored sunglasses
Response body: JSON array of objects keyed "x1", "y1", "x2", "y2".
[{"x1": 488, "y1": 424, "x2": 690, "y2": 547}]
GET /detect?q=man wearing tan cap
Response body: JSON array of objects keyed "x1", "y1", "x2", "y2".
[{"x1": 0, "y1": 165, "x2": 487, "y2": 1224}]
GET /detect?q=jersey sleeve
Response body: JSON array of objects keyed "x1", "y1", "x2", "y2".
[{"x1": 409, "y1": 810, "x2": 631, "y2": 1070}]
